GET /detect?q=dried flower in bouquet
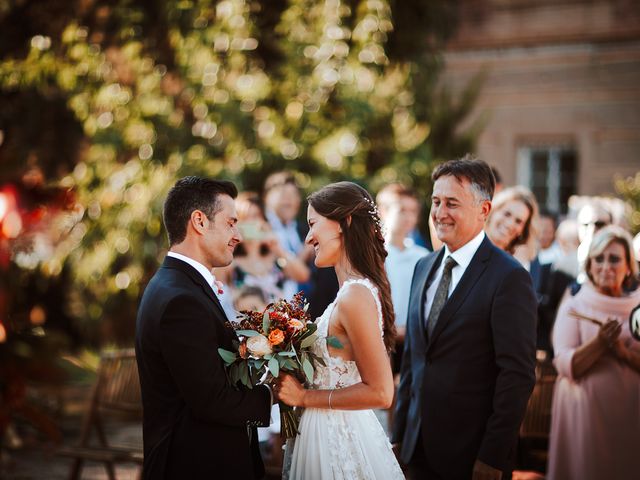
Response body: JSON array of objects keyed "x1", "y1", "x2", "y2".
[{"x1": 218, "y1": 292, "x2": 330, "y2": 438}]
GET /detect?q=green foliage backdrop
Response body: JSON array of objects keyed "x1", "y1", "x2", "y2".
[{"x1": 0, "y1": 0, "x2": 482, "y2": 345}]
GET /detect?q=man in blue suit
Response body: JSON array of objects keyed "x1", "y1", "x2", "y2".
[{"x1": 392, "y1": 157, "x2": 537, "y2": 480}]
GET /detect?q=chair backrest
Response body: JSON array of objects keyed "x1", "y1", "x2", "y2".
[
  {"x1": 95, "y1": 349, "x2": 142, "y2": 415},
  {"x1": 520, "y1": 360, "x2": 557, "y2": 439}
]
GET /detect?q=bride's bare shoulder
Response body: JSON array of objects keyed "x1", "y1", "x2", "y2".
[{"x1": 334, "y1": 281, "x2": 377, "y2": 324}]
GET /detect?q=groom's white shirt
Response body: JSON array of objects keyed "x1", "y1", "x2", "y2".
[
  {"x1": 167, "y1": 251, "x2": 216, "y2": 289},
  {"x1": 423, "y1": 230, "x2": 485, "y2": 321},
  {"x1": 166, "y1": 251, "x2": 236, "y2": 319}
]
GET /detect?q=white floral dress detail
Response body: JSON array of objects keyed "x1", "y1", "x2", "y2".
[{"x1": 282, "y1": 278, "x2": 405, "y2": 480}]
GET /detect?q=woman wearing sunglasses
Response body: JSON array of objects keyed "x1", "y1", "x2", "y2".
[
  {"x1": 548, "y1": 225, "x2": 640, "y2": 480},
  {"x1": 217, "y1": 192, "x2": 310, "y2": 303}
]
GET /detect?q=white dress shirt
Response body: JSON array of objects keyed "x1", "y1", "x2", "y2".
[
  {"x1": 423, "y1": 230, "x2": 485, "y2": 322},
  {"x1": 167, "y1": 251, "x2": 215, "y2": 288},
  {"x1": 386, "y1": 238, "x2": 429, "y2": 328},
  {"x1": 166, "y1": 252, "x2": 235, "y2": 320}
]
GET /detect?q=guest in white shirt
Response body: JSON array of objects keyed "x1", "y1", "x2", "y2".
[{"x1": 377, "y1": 183, "x2": 429, "y2": 371}]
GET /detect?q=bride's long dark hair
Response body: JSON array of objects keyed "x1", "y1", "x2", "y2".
[{"x1": 307, "y1": 181, "x2": 396, "y2": 353}]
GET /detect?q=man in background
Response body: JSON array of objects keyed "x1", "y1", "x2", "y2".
[{"x1": 377, "y1": 183, "x2": 429, "y2": 372}]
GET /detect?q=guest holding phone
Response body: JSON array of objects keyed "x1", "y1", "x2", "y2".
[{"x1": 217, "y1": 192, "x2": 310, "y2": 302}]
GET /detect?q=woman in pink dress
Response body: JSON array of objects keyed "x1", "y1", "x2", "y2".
[{"x1": 548, "y1": 225, "x2": 640, "y2": 480}]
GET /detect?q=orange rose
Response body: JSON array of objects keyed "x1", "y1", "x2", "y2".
[{"x1": 268, "y1": 328, "x2": 285, "y2": 346}]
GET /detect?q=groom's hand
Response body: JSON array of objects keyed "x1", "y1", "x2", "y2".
[{"x1": 472, "y1": 459, "x2": 502, "y2": 480}]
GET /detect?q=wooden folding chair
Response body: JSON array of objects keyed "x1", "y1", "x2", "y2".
[
  {"x1": 57, "y1": 349, "x2": 143, "y2": 480},
  {"x1": 518, "y1": 358, "x2": 557, "y2": 469},
  {"x1": 521, "y1": 359, "x2": 557, "y2": 439}
]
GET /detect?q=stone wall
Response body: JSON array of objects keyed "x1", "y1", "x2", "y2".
[{"x1": 441, "y1": 0, "x2": 640, "y2": 198}]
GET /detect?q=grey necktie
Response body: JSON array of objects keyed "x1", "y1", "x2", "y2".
[{"x1": 426, "y1": 256, "x2": 458, "y2": 338}]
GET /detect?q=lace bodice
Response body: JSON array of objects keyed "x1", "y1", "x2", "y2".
[{"x1": 310, "y1": 278, "x2": 384, "y2": 390}]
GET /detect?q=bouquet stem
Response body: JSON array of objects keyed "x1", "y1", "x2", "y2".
[{"x1": 279, "y1": 401, "x2": 300, "y2": 439}]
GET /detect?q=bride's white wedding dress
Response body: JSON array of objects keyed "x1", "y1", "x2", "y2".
[{"x1": 283, "y1": 278, "x2": 405, "y2": 479}]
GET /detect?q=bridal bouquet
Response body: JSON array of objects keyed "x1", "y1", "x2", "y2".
[{"x1": 218, "y1": 292, "x2": 324, "y2": 438}]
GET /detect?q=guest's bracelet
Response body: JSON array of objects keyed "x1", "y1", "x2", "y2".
[{"x1": 328, "y1": 388, "x2": 335, "y2": 410}]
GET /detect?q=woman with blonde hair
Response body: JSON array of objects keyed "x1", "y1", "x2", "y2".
[
  {"x1": 486, "y1": 186, "x2": 539, "y2": 266},
  {"x1": 548, "y1": 225, "x2": 640, "y2": 480}
]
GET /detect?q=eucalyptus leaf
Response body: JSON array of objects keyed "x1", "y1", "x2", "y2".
[
  {"x1": 218, "y1": 348, "x2": 238, "y2": 364},
  {"x1": 326, "y1": 336, "x2": 344, "y2": 349},
  {"x1": 236, "y1": 329, "x2": 261, "y2": 337},
  {"x1": 300, "y1": 334, "x2": 317, "y2": 349},
  {"x1": 299, "y1": 323, "x2": 317, "y2": 340},
  {"x1": 309, "y1": 352, "x2": 326, "y2": 368},
  {"x1": 278, "y1": 351, "x2": 297, "y2": 357},
  {"x1": 302, "y1": 356, "x2": 314, "y2": 383},
  {"x1": 239, "y1": 362, "x2": 251, "y2": 388},
  {"x1": 268, "y1": 356, "x2": 280, "y2": 377},
  {"x1": 230, "y1": 364, "x2": 240, "y2": 386},
  {"x1": 263, "y1": 310, "x2": 271, "y2": 333}
]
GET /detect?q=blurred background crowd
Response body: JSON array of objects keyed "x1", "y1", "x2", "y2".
[{"x1": 0, "y1": 0, "x2": 639, "y2": 479}]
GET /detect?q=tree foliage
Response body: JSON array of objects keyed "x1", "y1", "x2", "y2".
[
  {"x1": 616, "y1": 173, "x2": 640, "y2": 235},
  {"x1": 0, "y1": 0, "x2": 481, "y2": 344}
]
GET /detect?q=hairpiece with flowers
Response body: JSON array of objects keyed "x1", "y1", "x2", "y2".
[{"x1": 363, "y1": 196, "x2": 384, "y2": 234}]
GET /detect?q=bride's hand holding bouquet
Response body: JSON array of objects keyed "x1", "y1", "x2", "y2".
[
  {"x1": 273, "y1": 372, "x2": 307, "y2": 407},
  {"x1": 218, "y1": 292, "x2": 324, "y2": 438}
]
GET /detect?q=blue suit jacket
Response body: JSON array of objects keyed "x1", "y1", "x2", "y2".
[{"x1": 391, "y1": 236, "x2": 537, "y2": 479}]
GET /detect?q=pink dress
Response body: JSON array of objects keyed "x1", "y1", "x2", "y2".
[{"x1": 548, "y1": 281, "x2": 640, "y2": 480}]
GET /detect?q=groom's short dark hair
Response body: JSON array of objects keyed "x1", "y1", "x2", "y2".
[
  {"x1": 432, "y1": 154, "x2": 495, "y2": 201},
  {"x1": 163, "y1": 176, "x2": 238, "y2": 246}
]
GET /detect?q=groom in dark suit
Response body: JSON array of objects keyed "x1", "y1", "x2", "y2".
[
  {"x1": 136, "y1": 177, "x2": 271, "y2": 479},
  {"x1": 392, "y1": 157, "x2": 537, "y2": 480}
]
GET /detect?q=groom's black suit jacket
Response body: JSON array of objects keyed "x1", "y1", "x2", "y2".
[
  {"x1": 392, "y1": 236, "x2": 537, "y2": 479},
  {"x1": 135, "y1": 257, "x2": 271, "y2": 480}
]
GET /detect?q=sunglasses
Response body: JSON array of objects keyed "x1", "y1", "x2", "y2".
[
  {"x1": 582, "y1": 221, "x2": 608, "y2": 230},
  {"x1": 593, "y1": 254, "x2": 623, "y2": 265}
]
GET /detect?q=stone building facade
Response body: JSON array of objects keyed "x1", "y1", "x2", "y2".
[{"x1": 441, "y1": 0, "x2": 640, "y2": 212}]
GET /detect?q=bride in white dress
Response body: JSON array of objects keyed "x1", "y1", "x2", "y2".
[{"x1": 275, "y1": 182, "x2": 405, "y2": 480}]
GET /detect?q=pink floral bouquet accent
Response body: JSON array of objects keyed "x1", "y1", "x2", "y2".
[{"x1": 218, "y1": 292, "x2": 325, "y2": 438}]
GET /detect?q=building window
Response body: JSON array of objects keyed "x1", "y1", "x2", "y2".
[{"x1": 517, "y1": 145, "x2": 578, "y2": 214}]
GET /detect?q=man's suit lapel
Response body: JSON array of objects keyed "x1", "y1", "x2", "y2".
[
  {"x1": 415, "y1": 249, "x2": 444, "y2": 339},
  {"x1": 162, "y1": 257, "x2": 230, "y2": 324},
  {"x1": 427, "y1": 236, "x2": 493, "y2": 352}
]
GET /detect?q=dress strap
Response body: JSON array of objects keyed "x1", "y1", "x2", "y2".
[{"x1": 340, "y1": 278, "x2": 384, "y2": 337}]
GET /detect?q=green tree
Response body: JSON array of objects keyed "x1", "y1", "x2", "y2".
[
  {"x1": 616, "y1": 173, "x2": 640, "y2": 235},
  {"x1": 0, "y1": 0, "x2": 481, "y2": 344}
]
